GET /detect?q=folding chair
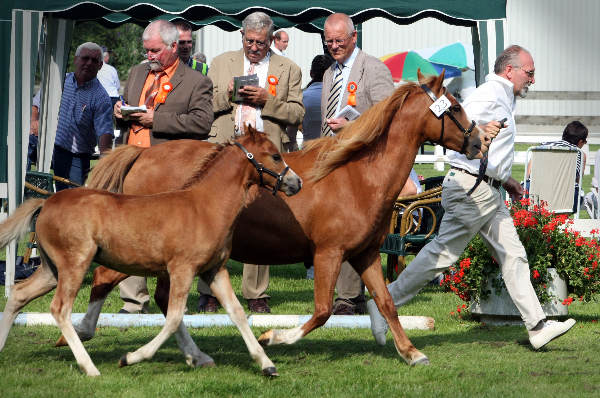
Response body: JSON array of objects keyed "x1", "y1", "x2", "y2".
[{"x1": 524, "y1": 145, "x2": 583, "y2": 218}]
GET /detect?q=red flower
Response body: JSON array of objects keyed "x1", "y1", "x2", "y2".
[{"x1": 532, "y1": 270, "x2": 540, "y2": 279}]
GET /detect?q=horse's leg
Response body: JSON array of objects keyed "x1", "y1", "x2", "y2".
[
  {"x1": 0, "y1": 257, "x2": 57, "y2": 351},
  {"x1": 49, "y1": 251, "x2": 102, "y2": 376},
  {"x1": 259, "y1": 249, "x2": 343, "y2": 346},
  {"x1": 154, "y1": 276, "x2": 215, "y2": 368},
  {"x1": 118, "y1": 265, "x2": 193, "y2": 367},
  {"x1": 208, "y1": 266, "x2": 278, "y2": 377},
  {"x1": 359, "y1": 251, "x2": 429, "y2": 366},
  {"x1": 55, "y1": 267, "x2": 129, "y2": 346}
]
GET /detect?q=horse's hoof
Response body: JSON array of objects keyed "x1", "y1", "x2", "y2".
[
  {"x1": 410, "y1": 354, "x2": 430, "y2": 366},
  {"x1": 262, "y1": 366, "x2": 279, "y2": 377},
  {"x1": 118, "y1": 355, "x2": 129, "y2": 367},
  {"x1": 55, "y1": 335, "x2": 68, "y2": 347},
  {"x1": 258, "y1": 330, "x2": 273, "y2": 347}
]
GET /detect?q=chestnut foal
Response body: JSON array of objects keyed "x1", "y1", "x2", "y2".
[{"x1": 0, "y1": 128, "x2": 301, "y2": 376}]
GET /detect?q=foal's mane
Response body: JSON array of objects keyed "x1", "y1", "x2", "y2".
[
  {"x1": 181, "y1": 143, "x2": 228, "y2": 189},
  {"x1": 306, "y1": 80, "x2": 430, "y2": 182}
]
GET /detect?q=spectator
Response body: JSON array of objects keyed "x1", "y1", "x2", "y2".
[
  {"x1": 174, "y1": 21, "x2": 209, "y2": 75},
  {"x1": 114, "y1": 20, "x2": 213, "y2": 314},
  {"x1": 197, "y1": 11, "x2": 304, "y2": 313},
  {"x1": 28, "y1": 90, "x2": 41, "y2": 170},
  {"x1": 271, "y1": 30, "x2": 289, "y2": 56},
  {"x1": 301, "y1": 54, "x2": 334, "y2": 142},
  {"x1": 96, "y1": 47, "x2": 121, "y2": 107},
  {"x1": 191, "y1": 51, "x2": 209, "y2": 75},
  {"x1": 52, "y1": 42, "x2": 113, "y2": 191},
  {"x1": 320, "y1": 13, "x2": 395, "y2": 315},
  {"x1": 367, "y1": 45, "x2": 576, "y2": 351}
]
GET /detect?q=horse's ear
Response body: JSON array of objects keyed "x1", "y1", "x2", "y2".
[
  {"x1": 417, "y1": 69, "x2": 425, "y2": 84},
  {"x1": 431, "y1": 70, "x2": 445, "y2": 95},
  {"x1": 245, "y1": 124, "x2": 258, "y2": 139}
]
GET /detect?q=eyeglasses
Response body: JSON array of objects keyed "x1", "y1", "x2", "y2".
[
  {"x1": 178, "y1": 40, "x2": 193, "y2": 46},
  {"x1": 323, "y1": 33, "x2": 354, "y2": 47},
  {"x1": 517, "y1": 66, "x2": 535, "y2": 78},
  {"x1": 244, "y1": 38, "x2": 268, "y2": 49}
]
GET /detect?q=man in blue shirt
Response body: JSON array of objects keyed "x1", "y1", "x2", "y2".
[{"x1": 53, "y1": 42, "x2": 114, "y2": 190}]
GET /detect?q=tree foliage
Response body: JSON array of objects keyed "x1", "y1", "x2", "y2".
[{"x1": 67, "y1": 22, "x2": 145, "y2": 84}]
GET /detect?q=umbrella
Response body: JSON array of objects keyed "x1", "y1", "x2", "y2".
[
  {"x1": 380, "y1": 51, "x2": 439, "y2": 82},
  {"x1": 420, "y1": 42, "x2": 475, "y2": 70}
]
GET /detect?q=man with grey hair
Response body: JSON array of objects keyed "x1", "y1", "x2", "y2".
[
  {"x1": 199, "y1": 11, "x2": 304, "y2": 313},
  {"x1": 368, "y1": 45, "x2": 576, "y2": 351},
  {"x1": 53, "y1": 41, "x2": 113, "y2": 191},
  {"x1": 114, "y1": 19, "x2": 213, "y2": 314},
  {"x1": 320, "y1": 12, "x2": 395, "y2": 315}
]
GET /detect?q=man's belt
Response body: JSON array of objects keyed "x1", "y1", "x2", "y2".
[{"x1": 450, "y1": 167, "x2": 502, "y2": 189}]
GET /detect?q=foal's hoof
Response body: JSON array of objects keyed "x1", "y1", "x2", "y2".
[
  {"x1": 55, "y1": 335, "x2": 68, "y2": 347},
  {"x1": 118, "y1": 355, "x2": 129, "y2": 367},
  {"x1": 262, "y1": 366, "x2": 279, "y2": 377},
  {"x1": 409, "y1": 353, "x2": 430, "y2": 366},
  {"x1": 258, "y1": 330, "x2": 273, "y2": 347}
]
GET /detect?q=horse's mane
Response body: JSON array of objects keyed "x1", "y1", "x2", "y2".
[
  {"x1": 305, "y1": 80, "x2": 427, "y2": 182},
  {"x1": 181, "y1": 143, "x2": 228, "y2": 189}
]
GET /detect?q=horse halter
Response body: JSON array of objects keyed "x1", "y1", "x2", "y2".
[
  {"x1": 234, "y1": 141, "x2": 290, "y2": 195},
  {"x1": 420, "y1": 84, "x2": 476, "y2": 154}
]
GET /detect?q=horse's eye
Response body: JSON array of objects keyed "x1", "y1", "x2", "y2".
[
  {"x1": 451, "y1": 104, "x2": 461, "y2": 113},
  {"x1": 272, "y1": 154, "x2": 282, "y2": 162}
]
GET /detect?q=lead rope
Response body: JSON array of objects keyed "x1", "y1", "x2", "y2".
[{"x1": 466, "y1": 118, "x2": 507, "y2": 196}]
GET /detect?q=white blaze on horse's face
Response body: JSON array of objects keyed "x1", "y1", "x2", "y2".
[{"x1": 280, "y1": 163, "x2": 302, "y2": 196}]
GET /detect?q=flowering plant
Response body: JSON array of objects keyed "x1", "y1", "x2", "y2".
[{"x1": 441, "y1": 198, "x2": 600, "y2": 307}]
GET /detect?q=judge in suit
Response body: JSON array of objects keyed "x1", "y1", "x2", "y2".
[
  {"x1": 195, "y1": 11, "x2": 304, "y2": 314},
  {"x1": 321, "y1": 13, "x2": 395, "y2": 315},
  {"x1": 113, "y1": 20, "x2": 213, "y2": 314}
]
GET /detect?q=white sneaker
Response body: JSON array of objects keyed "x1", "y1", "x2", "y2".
[
  {"x1": 528, "y1": 319, "x2": 576, "y2": 350},
  {"x1": 367, "y1": 299, "x2": 389, "y2": 346}
]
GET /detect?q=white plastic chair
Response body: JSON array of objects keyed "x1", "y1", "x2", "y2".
[{"x1": 524, "y1": 145, "x2": 583, "y2": 219}]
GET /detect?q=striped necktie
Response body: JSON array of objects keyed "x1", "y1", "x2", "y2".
[{"x1": 322, "y1": 64, "x2": 343, "y2": 137}]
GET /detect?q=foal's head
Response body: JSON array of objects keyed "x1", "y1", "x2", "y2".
[
  {"x1": 417, "y1": 71, "x2": 484, "y2": 160},
  {"x1": 235, "y1": 126, "x2": 302, "y2": 196}
]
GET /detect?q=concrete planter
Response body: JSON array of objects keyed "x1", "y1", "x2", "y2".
[{"x1": 470, "y1": 268, "x2": 568, "y2": 325}]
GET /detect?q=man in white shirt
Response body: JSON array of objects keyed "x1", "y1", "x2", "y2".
[
  {"x1": 96, "y1": 47, "x2": 121, "y2": 107},
  {"x1": 368, "y1": 45, "x2": 576, "y2": 351},
  {"x1": 270, "y1": 30, "x2": 289, "y2": 56}
]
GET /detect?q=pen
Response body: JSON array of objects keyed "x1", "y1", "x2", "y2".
[{"x1": 120, "y1": 95, "x2": 126, "y2": 105}]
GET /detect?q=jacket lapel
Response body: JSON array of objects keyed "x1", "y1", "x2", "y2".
[
  {"x1": 130, "y1": 64, "x2": 150, "y2": 106},
  {"x1": 341, "y1": 50, "x2": 365, "y2": 107}
]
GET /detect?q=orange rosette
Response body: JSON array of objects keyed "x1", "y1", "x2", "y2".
[
  {"x1": 267, "y1": 75, "x2": 278, "y2": 96},
  {"x1": 347, "y1": 81, "x2": 357, "y2": 106},
  {"x1": 155, "y1": 82, "x2": 173, "y2": 104}
]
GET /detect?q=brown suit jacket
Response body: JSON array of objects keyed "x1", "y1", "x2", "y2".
[
  {"x1": 320, "y1": 49, "x2": 394, "y2": 135},
  {"x1": 207, "y1": 50, "x2": 304, "y2": 149},
  {"x1": 119, "y1": 60, "x2": 213, "y2": 146}
]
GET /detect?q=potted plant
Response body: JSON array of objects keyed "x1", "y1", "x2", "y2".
[{"x1": 441, "y1": 198, "x2": 600, "y2": 319}]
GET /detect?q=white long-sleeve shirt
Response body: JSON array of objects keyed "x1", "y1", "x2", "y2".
[{"x1": 447, "y1": 73, "x2": 517, "y2": 183}]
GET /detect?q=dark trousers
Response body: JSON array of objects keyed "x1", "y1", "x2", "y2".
[{"x1": 52, "y1": 145, "x2": 91, "y2": 191}]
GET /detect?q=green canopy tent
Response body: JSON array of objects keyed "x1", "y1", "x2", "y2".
[{"x1": 0, "y1": 0, "x2": 507, "y2": 294}]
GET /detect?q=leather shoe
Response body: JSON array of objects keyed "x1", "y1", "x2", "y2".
[
  {"x1": 332, "y1": 299, "x2": 356, "y2": 315},
  {"x1": 247, "y1": 298, "x2": 271, "y2": 313},
  {"x1": 197, "y1": 294, "x2": 220, "y2": 313}
]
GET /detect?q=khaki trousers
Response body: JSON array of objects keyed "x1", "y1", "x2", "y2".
[
  {"x1": 387, "y1": 170, "x2": 546, "y2": 330},
  {"x1": 197, "y1": 263, "x2": 270, "y2": 299},
  {"x1": 118, "y1": 276, "x2": 150, "y2": 313},
  {"x1": 335, "y1": 261, "x2": 365, "y2": 300}
]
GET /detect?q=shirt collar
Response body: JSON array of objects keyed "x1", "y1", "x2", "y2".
[
  {"x1": 161, "y1": 58, "x2": 179, "y2": 79},
  {"x1": 336, "y1": 47, "x2": 360, "y2": 70},
  {"x1": 245, "y1": 51, "x2": 271, "y2": 66},
  {"x1": 485, "y1": 73, "x2": 515, "y2": 102}
]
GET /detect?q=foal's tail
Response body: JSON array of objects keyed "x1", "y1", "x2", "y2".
[
  {"x1": 87, "y1": 145, "x2": 145, "y2": 192},
  {"x1": 0, "y1": 199, "x2": 45, "y2": 249}
]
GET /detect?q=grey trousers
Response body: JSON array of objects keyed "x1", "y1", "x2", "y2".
[
  {"x1": 386, "y1": 169, "x2": 546, "y2": 330},
  {"x1": 118, "y1": 276, "x2": 150, "y2": 313},
  {"x1": 197, "y1": 263, "x2": 270, "y2": 299},
  {"x1": 335, "y1": 261, "x2": 365, "y2": 300}
]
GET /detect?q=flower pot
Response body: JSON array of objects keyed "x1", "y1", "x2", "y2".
[{"x1": 470, "y1": 268, "x2": 568, "y2": 325}]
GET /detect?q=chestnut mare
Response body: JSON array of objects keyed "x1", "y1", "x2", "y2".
[
  {"x1": 0, "y1": 128, "x2": 301, "y2": 377},
  {"x1": 60, "y1": 74, "x2": 484, "y2": 367}
]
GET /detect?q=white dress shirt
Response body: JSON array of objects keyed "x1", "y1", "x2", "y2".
[
  {"x1": 235, "y1": 52, "x2": 271, "y2": 133},
  {"x1": 96, "y1": 62, "x2": 120, "y2": 98},
  {"x1": 447, "y1": 73, "x2": 517, "y2": 183}
]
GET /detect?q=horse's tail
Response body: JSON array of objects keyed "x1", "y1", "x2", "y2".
[
  {"x1": 0, "y1": 199, "x2": 45, "y2": 249},
  {"x1": 87, "y1": 145, "x2": 145, "y2": 192}
]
